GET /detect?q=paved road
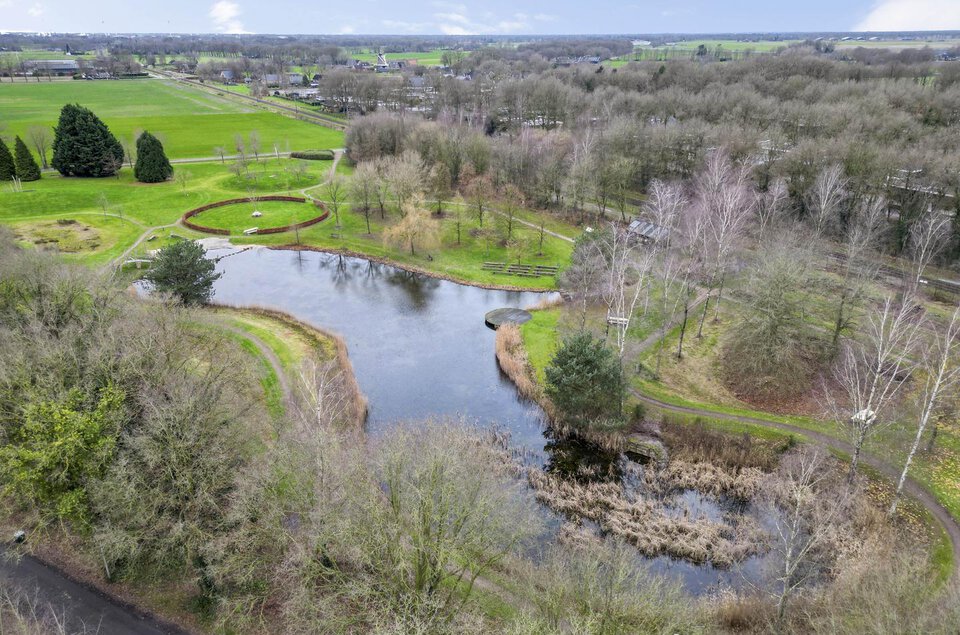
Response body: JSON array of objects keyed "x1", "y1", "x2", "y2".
[{"x1": 0, "y1": 548, "x2": 189, "y2": 634}]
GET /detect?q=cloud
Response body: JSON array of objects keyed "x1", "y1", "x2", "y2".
[
  {"x1": 434, "y1": 12, "x2": 469, "y2": 24},
  {"x1": 431, "y1": 9, "x2": 529, "y2": 34},
  {"x1": 533, "y1": 13, "x2": 556, "y2": 22},
  {"x1": 381, "y1": 19, "x2": 429, "y2": 32},
  {"x1": 27, "y1": 3, "x2": 44, "y2": 17},
  {"x1": 337, "y1": 25, "x2": 355, "y2": 34},
  {"x1": 856, "y1": 0, "x2": 960, "y2": 30},
  {"x1": 209, "y1": 0, "x2": 249, "y2": 34}
]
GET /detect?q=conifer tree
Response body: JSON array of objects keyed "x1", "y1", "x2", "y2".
[
  {"x1": 0, "y1": 139, "x2": 14, "y2": 181},
  {"x1": 13, "y1": 136, "x2": 41, "y2": 182},
  {"x1": 51, "y1": 104, "x2": 124, "y2": 177},
  {"x1": 133, "y1": 131, "x2": 173, "y2": 183}
]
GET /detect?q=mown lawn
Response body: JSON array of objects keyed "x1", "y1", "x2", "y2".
[
  {"x1": 192, "y1": 200, "x2": 321, "y2": 234},
  {"x1": 0, "y1": 159, "x2": 328, "y2": 263},
  {"x1": 230, "y1": 203, "x2": 574, "y2": 288},
  {"x1": 0, "y1": 79, "x2": 344, "y2": 159}
]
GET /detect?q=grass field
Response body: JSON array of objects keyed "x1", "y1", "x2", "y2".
[
  {"x1": 0, "y1": 151, "x2": 573, "y2": 287},
  {"x1": 193, "y1": 199, "x2": 321, "y2": 234},
  {"x1": 0, "y1": 79, "x2": 344, "y2": 159},
  {"x1": 349, "y1": 49, "x2": 448, "y2": 66},
  {"x1": 0, "y1": 159, "x2": 331, "y2": 264}
]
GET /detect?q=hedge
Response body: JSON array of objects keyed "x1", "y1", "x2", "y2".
[{"x1": 290, "y1": 150, "x2": 335, "y2": 161}]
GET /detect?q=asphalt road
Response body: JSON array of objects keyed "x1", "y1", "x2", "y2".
[{"x1": 0, "y1": 547, "x2": 189, "y2": 634}]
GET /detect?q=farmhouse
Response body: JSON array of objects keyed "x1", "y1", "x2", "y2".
[{"x1": 27, "y1": 59, "x2": 79, "y2": 75}]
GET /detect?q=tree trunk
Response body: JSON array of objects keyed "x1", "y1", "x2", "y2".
[
  {"x1": 848, "y1": 434, "x2": 865, "y2": 483},
  {"x1": 696, "y1": 292, "x2": 710, "y2": 339},
  {"x1": 713, "y1": 274, "x2": 726, "y2": 322},
  {"x1": 926, "y1": 420, "x2": 940, "y2": 453},
  {"x1": 677, "y1": 288, "x2": 690, "y2": 360}
]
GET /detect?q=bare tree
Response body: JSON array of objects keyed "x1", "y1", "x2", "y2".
[
  {"x1": 373, "y1": 159, "x2": 391, "y2": 220},
  {"x1": 214, "y1": 146, "x2": 226, "y2": 163},
  {"x1": 643, "y1": 180, "x2": 688, "y2": 375},
  {"x1": 596, "y1": 223, "x2": 654, "y2": 413},
  {"x1": 559, "y1": 239, "x2": 606, "y2": 332},
  {"x1": 889, "y1": 303, "x2": 960, "y2": 515},
  {"x1": 829, "y1": 295, "x2": 922, "y2": 480},
  {"x1": 754, "y1": 177, "x2": 789, "y2": 244},
  {"x1": 26, "y1": 126, "x2": 51, "y2": 170},
  {"x1": 693, "y1": 150, "x2": 754, "y2": 337},
  {"x1": 234, "y1": 134, "x2": 245, "y2": 160},
  {"x1": 324, "y1": 175, "x2": 347, "y2": 234},
  {"x1": 465, "y1": 173, "x2": 493, "y2": 227},
  {"x1": 351, "y1": 162, "x2": 377, "y2": 234},
  {"x1": 906, "y1": 209, "x2": 950, "y2": 294},
  {"x1": 760, "y1": 446, "x2": 856, "y2": 628},
  {"x1": 807, "y1": 163, "x2": 847, "y2": 238},
  {"x1": 828, "y1": 196, "x2": 886, "y2": 353},
  {"x1": 249, "y1": 131, "x2": 261, "y2": 162},
  {"x1": 289, "y1": 160, "x2": 308, "y2": 185},
  {"x1": 386, "y1": 151, "x2": 423, "y2": 214},
  {"x1": 175, "y1": 170, "x2": 191, "y2": 194}
]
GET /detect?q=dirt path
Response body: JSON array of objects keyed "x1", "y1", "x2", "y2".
[
  {"x1": 625, "y1": 289, "x2": 960, "y2": 576},
  {"x1": 218, "y1": 323, "x2": 294, "y2": 406},
  {"x1": 631, "y1": 389, "x2": 960, "y2": 577}
]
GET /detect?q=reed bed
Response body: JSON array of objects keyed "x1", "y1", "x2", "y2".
[{"x1": 527, "y1": 468, "x2": 766, "y2": 567}]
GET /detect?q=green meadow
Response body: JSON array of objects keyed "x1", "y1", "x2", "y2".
[
  {"x1": 0, "y1": 79, "x2": 344, "y2": 159},
  {"x1": 350, "y1": 49, "x2": 448, "y2": 66}
]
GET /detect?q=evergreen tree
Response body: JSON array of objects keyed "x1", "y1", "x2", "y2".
[
  {"x1": 0, "y1": 139, "x2": 14, "y2": 181},
  {"x1": 51, "y1": 104, "x2": 124, "y2": 177},
  {"x1": 133, "y1": 131, "x2": 173, "y2": 183},
  {"x1": 13, "y1": 136, "x2": 41, "y2": 182},
  {"x1": 545, "y1": 332, "x2": 624, "y2": 427},
  {"x1": 143, "y1": 240, "x2": 222, "y2": 306}
]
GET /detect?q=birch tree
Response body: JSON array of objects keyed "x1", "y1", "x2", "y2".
[
  {"x1": 760, "y1": 447, "x2": 856, "y2": 628},
  {"x1": 643, "y1": 180, "x2": 687, "y2": 375},
  {"x1": 906, "y1": 209, "x2": 950, "y2": 294},
  {"x1": 889, "y1": 304, "x2": 960, "y2": 516},
  {"x1": 830, "y1": 296, "x2": 921, "y2": 480},
  {"x1": 829, "y1": 195, "x2": 886, "y2": 353},
  {"x1": 693, "y1": 150, "x2": 754, "y2": 337},
  {"x1": 596, "y1": 223, "x2": 654, "y2": 413},
  {"x1": 807, "y1": 163, "x2": 847, "y2": 238}
]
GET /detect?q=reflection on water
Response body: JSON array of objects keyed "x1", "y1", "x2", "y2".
[
  {"x1": 211, "y1": 247, "x2": 553, "y2": 449},
  {"x1": 210, "y1": 247, "x2": 765, "y2": 594}
]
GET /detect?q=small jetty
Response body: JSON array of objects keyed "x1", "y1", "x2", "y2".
[{"x1": 484, "y1": 308, "x2": 533, "y2": 329}]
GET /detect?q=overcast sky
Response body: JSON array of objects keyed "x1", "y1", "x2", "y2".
[{"x1": 3, "y1": 0, "x2": 960, "y2": 35}]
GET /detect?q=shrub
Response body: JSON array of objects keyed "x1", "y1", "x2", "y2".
[{"x1": 290, "y1": 149, "x2": 334, "y2": 160}]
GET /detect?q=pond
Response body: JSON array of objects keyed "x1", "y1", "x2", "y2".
[{"x1": 208, "y1": 246, "x2": 766, "y2": 595}]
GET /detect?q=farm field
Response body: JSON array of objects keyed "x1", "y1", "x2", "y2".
[
  {"x1": 349, "y1": 49, "x2": 448, "y2": 66},
  {"x1": 0, "y1": 79, "x2": 344, "y2": 159}
]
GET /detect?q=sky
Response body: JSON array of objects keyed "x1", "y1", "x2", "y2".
[{"x1": 2, "y1": 0, "x2": 960, "y2": 35}]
